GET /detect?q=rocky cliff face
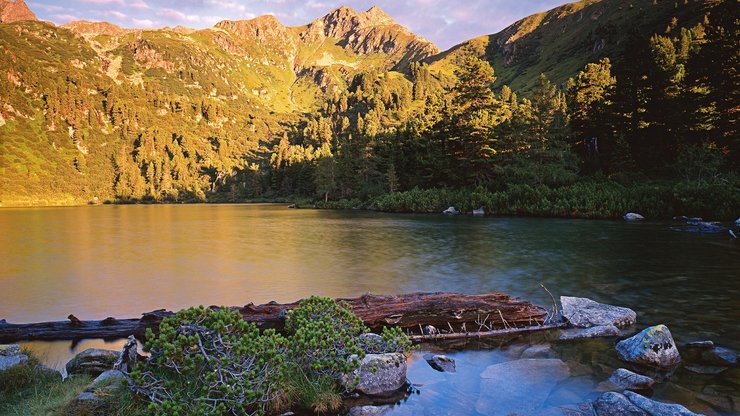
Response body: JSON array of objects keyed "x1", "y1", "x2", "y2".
[
  {"x1": 62, "y1": 21, "x2": 134, "y2": 37},
  {"x1": 0, "y1": 0, "x2": 36, "y2": 23}
]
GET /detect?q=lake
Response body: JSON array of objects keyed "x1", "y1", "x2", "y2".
[{"x1": 1, "y1": 204, "x2": 738, "y2": 414}]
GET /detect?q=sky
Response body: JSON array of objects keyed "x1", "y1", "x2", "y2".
[{"x1": 28, "y1": 0, "x2": 567, "y2": 50}]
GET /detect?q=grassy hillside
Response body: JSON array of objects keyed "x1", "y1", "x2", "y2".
[{"x1": 427, "y1": 0, "x2": 709, "y2": 93}]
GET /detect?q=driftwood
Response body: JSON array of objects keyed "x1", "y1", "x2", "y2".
[{"x1": 0, "y1": 292, "x2": 548, "y2": 343}]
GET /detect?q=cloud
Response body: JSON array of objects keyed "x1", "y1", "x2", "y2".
[
  {"x1": 105, "y1": 10, "x2": 127, "y2": 19},
  {"x1": 132, "y1": 18, "x2": 156, "y2": 27},
  {"x1": 52, "y1": 14, "x2": 79, "y2": 23}
]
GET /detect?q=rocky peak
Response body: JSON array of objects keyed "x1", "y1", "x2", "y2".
[
  {"x1": 312, "y1": 5, "x2": 397, "y2": 39},
  {"x1": 0, "y1": 0, "x2": 37, "y2": 23},
  {"x1": 62, "y1": 20, "x2": 133, "y2": 36},
  {"x1": 214, "y1": 15, "x2": 291, "y2": 44}
]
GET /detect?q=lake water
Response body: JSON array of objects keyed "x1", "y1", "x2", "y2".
[{"x1": 1, "y1": 204, "x2": 738, "y2": 414}]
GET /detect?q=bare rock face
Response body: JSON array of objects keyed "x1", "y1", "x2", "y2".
[
  {"x1": 616, "y1": 325, "x2": 681, "y2": 368},
  {"x1": 561, "y1": 296, "x2": 637, "y2": 328},
  {"x1": 0, "y1": 0, "x2": 37, "y2": 23}
]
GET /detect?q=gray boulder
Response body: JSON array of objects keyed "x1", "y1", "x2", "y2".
[
  {"x1": 347, "y1": 353, "x2": 407, "y2": 396},
  {"x1": 624, "y1": 213, "x2": 645, "y2": 221},
  {"x1": 560, "y1": 324, "x2": 621, "y2": 340},
  {"x1": 92, "y1": 369, "x2": 126, "y2": 387},
  {"x1": 616, "y1": 325, "x2": 681, "y2": 368},
  {"x1": 594, "y1": 392, "x2": 649, "y2": 416},
  {"x1": 0, "y1": 353, "x2": 28, "y2": 372},
  {"x1": 608, "y1": 368, "x2": 655, "y2": 390},
  {"x1": 624, "y1": 390, "x2": 702, "y2": 415},
  {"x1": 442, "y1": 206, "x2": 460, "y2": 215},
  {"x1": 0, "y1": 344, "x2": 21, "y2": 356},
  {"x1": 424, "y1": 354, "x2": 456, "y2": 372},
  {"x1": 66, "y1": 348, "x2": 120, "y2": 377},
  {"x1": 476, "y1": 358, "x2": 570, "y2": 415},
  {"x1": 561, "y1": 296, "x2": 637, "y2": 328}
]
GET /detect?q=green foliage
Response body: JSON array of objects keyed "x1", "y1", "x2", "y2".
[
  {"x1": 131, "y1": 306, "x2": 289, "y2": 416},
  {"x1": 285, "y1": 296, "x2": 367, "y2": 382}
]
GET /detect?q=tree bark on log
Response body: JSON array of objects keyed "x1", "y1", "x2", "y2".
[{"x1": 0, "y1": 292, "x2": 548, "y2": 343}]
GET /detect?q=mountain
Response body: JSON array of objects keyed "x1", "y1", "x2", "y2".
[
  {"x1": 0, "y1": 1, "x2": 717, "y2": 205},
  {"x1": 427, "y1": 0, "x2": 708, "y2": 92},
  {"x1": 0, "y1": 0, "x2": 36, "y2": 23}
]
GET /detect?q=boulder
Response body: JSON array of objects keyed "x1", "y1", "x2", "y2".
[
  {"x1": 347, "y1": 353, "x2": 407, "y2": 396},
  {"x1": 686, "y1": 340, "x2": 714, "y2": 349},
  {"x1": 476, "y1": 358, "x2": 570, "y2": 415},
  {"x1": 92, "y1": 369, "x2": 126, "y2": 387},
  {"x1": 616, "y1": 325, "x2": 681, "y2": 368},
  {"x1": 735, "y1": 218, "x2": 740, "y2": 227},
  {"x1": 0, "y1": 353, "x2": 28, "y2": 372},
  {"x1": 560, "y1": 324, "x2": 621, "y2": 340},
  {"x1": 472, "y1": 207, "x2": 485, "y2": 216},
  {"x1": 624, "y1": 213, "x2": 645, "y2": 221},
  {"x1": 594, "y1": 391, "x2": 649, "y2": 416},
  {"x1": 442, "y1": 206, "x2": 460, "y2": 215},
  {"x1": 608, "y1": 368, "x2": 655, "y2": 391},
  {"x1": 623, "y1": 390, "x2": 702, "y2": 416},
  {"x1": 424, "y1": 354, "x2": 456, "y2": 372},
  {"x1": 561, "y1": 296, "x2": 637, "y2": 328},
  {"x1": 66, "y1": 348, "x2": 120, "y2": 377},
  {"x1": 0, "y1": 344, "x2": 21, "y2": 356}
]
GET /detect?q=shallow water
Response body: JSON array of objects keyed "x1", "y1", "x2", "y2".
[{"x1": 1, "y1": 204, "x2": 738, "y2": 414}]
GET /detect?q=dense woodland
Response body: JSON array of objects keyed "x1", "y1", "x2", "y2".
[{"x1": 0, "y1": 0, "x2": 737, "y2": 218}]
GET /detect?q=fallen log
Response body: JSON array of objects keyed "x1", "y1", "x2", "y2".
[{"x1": 0, "y1": 292, "x2": 548, "y2": 343}]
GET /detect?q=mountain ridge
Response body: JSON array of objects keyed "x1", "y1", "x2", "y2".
[{"x1": 0, "y1": 0, "x2": 36, "y2": 23}]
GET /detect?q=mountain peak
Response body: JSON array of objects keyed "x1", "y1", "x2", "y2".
[
  {"x1": 0, "y1": 0, "x2": 37, "y2": 23},
  {"x1": 363, "y1": 6, "x2": 393, "y2": 25},
  {"x1": 62, "y1": 20, "x2": 132, "y2": 36}
]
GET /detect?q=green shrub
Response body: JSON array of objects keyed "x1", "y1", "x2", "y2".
[{"x1": 130, "y1": 306, "x2": 289, "y2": 416}]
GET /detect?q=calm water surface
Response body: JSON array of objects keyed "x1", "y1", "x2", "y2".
[{"x1": 1, "y1": 204, "x2": 738, "y2": 414}]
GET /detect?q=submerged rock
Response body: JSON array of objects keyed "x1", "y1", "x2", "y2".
[
  {"x1": 476, "y1": 358, "x2": 570, "y2": 415},
  {"x1": 424, "y1": 354, "x2": 456, "y2": 372},
  {"x1": 700, "y1": 346, "x2": 738, "y2": 366},
  {"x1": 345, "y1": 405, "x2": 390, "y2": 416},
  {"x1": 347, "y1": 353, "x2": 407, "y2": 396},
  {"x1": 521, "y1": 344, "x2": 551, "y2": 358},
  {"x1": 616, "y1": 325, "x2": 681, "y2": 368},
  {"x1": 608, "y1": 368, "x2": 655, "y2": 391},
  {"x1": 686, "y1": 340, "x2": 714, "y2": 349},
  {"x1": 561, "y1": 296, "x2": 637, "y2": 328},
  {"x1": 66, "y1": 348, "x2": 120, "y2": 377},
  {"x1": 624, "y1": 213, "x2": 645, "y2": 221},
  {"x1": 560, "y1": 324, "x2": 621, "y2": 340}
]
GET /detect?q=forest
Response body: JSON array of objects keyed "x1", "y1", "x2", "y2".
[{"x1": 0, "y1": 0, "x2": 737, "y2": 219}]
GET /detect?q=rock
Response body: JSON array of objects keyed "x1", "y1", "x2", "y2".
[
  {"x1": 66, "y1": 348, "x2": 120, "y2": 377},
  {"x1": 347, "y1": 353, "x2": 407, "y2": 396},
  {"x1": 616, "y1": 325, "x2": 681, "y2": 368},
  {"x1": 561, "y1": 296, "x2": 637, "y2": 328},
  {"x1": 735, "y1": 218, "x2": 740, "y2": 227},
  {"x1": 700, "y1": 346, "x2": 738, "y2": 366},
  {"x1": 0, "y1": 354, "x2": 28, "y2": 372},
  {"x1": 0, "y1": 344, "x2": 21, "y2": 356},
  {"x1": 521, "y1": 344, "x2": 551, "y2": 358},
  {"x1": 92, "y1": 369, "x2": 126, "y2": 387},
  {"x1": 560, "y1": 324, "x2": 621, "y2": 340},
  {"x1": 686, "y1": 340, "x2": 714, "y2": 349},
  {"x1": 623, "y1": 390, "x2": 703, "y2": 415},
  {"x1": 476, "y1": 358, "x2": 570, "y2": 415},
  {"x1": 624, "y1": 213, "x2": 645, "y2": 221},
  {"x1": 37, "y1": 364, "x2": 62, "y2": 379},
  {"x1": 472, "y1": 207, "x2": 485, "y2": 216},
  {"x1": 442, "y1": 206, "x2": 460, "y2": 215},
  {"x1": 424, "y1": 354, "x2": 455, "y2": 372},
  {"x1": 685, "y1": 365, "x2": 728, "y2": 375},
  {"x1": 608, "y1": 368, "x2": 655, "y2": 390},
  {"x1": 696, "y1": 393, "x2": 733, "y2": 413},
  {"x1": 345, "y1": 405, "x2": 390, "y2": 416},
  {"x1": 594, "y1": 391, "x2": 649, "y2": 415}
]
